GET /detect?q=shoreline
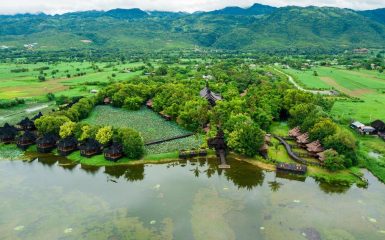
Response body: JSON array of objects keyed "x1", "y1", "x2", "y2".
[{"x1": 0, "y1": 143, "x2": 367, "y2": 186}]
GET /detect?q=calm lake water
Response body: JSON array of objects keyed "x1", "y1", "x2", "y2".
[{"x1": 1, "y1": 157, "x2": 385, "y2": 240}]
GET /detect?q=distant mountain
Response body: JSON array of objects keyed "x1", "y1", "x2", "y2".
[
  {"x1": 105, "y1": 8, "x2": 149, "y2": 19},
  {"x1": 360, "y1": 8, "x2": 385, "y2": 24},
  {"x1": 205, "y1": 3, "x2": 276, "y2": 15},
  {"x1": 1, "y1": 4, "x2": 385, "y2": 52}
]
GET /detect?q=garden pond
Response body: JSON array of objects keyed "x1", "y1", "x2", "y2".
[{"x1": 1, "y1": 156, "x2": 385, "y2": 240}]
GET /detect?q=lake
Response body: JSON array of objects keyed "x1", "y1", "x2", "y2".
[{"x1": 0, "y1": 157, "x2": 385, "y2": 240}]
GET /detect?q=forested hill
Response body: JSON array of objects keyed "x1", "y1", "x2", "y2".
[{"x1": 1, "y1": 4, "x2": 385, "y2": 52}]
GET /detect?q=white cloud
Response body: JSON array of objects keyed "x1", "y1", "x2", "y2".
[{"x1": 0, "y1": 0, "x2": 384, "y2": 15}]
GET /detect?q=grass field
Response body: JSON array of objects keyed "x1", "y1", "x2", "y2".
[
  {"x1": 284, "y1": 67, "x2": 385, "y2": 122},
  {"x1": 0, "y1": 62, "x2": 143, "y2": 99},
  {"x1": 0, "y1": 102, "x2": 56, "y2": 126}
]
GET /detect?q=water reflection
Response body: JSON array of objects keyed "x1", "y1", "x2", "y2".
[{"x1": 17, "y1": 152, "x2": 363, "y2": 194}]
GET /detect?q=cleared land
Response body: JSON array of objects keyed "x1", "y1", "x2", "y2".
[
  {"x1": 285, "y1": 67, "x2": 385, "y2": 122},
  {"x1": 0, "y1": 62, "x2": 143, "y2": 99}
]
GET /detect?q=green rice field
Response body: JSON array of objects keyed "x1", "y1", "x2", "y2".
[
  {"x1": 0, "y1": 62, "x2": 143, "y2": 99},
  {"x1": 285, "y1": 67, "x2": 385, "y2": 122}
]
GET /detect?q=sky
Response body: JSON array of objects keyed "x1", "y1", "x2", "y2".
[{"x1": 0, "y1": 0, "x2": 384, "y2": 15}]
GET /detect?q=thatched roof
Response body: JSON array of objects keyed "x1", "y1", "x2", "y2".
[
  {"x1": 200, "y1": 82, "x2": 222, "y2": 106},
  {"x1": 31, "y1": 112, "x2": 43, "y2": 121},
  {"x1": 17, "y1": 131, "x2": 36, "y2": 143},
  {"x1": 296, "y1": 133, "x2": 309, "y2": 144},
  {"x1": 306, "y1": 140, "x2": 324, "y2": 153},
  {"x1": 0, "y1": 123, "x2": 18, "y2": 135},
  {"x1": 289, "y1": 127, "x2": 302, "y2": 137},
  {"x1": 104, "y1": 142, "x2": 123, "y2": 155},
  {"x1": 37, "y1": 133, "x2": 59, "y2": 145},
  {"x1": 79, "y1": 138, "x2": 102, "y2": 151},
  {"x1": 18, "y1": 117, "x2": 35, "y2": 130},
  {"x1": 58, "y1": 136, "x2": 78, "y2": 148}
]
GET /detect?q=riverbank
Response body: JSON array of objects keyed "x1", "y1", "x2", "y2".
[{"x1": 1, "y1": 143, "x2": 367, "y2": 186}]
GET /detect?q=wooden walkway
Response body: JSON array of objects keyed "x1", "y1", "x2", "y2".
[
  {"x1": 273, "y1": 135, "x2": 321, "y2": 167},
  {"x1": 218, "y1": 149, "x2": 230, "y2": 169},
  {"x1": 145, "y1": 133, "x2": 194, "y2": 146}
]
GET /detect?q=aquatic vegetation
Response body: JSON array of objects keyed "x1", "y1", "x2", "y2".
[
  {"x1": 83, "y1": 106, "x2": 191, "y2": 142},
  {"x1": 0, "y1": 144, "x2": 24, "y2": 160}
]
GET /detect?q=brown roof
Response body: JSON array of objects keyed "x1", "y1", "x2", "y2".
[
  {"x1": 264, "y1": 134, "x2": 272, "y2": 143},
  {"x1": 146, "y1": 99, "x2": 153, "y2": 108},
  {"x1": 289, "y1": 127, "x2": 302, "y2": 137},
  {"x1": 296, "y1": 133, "x2": 309, "y2": 144},
  {"x1": 317, "y1": 151, "x2": 326, "y2": 162},
  {"x1": 306, "y1": 140, "x2": 324, "y2": 153}
]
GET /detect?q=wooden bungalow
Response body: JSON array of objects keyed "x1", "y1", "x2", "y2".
[
  {"x1": 36, "y1": 133, "x2": 59, "y2": 153},
  {"x1": 16, "y1": 131, "x2": 36, "y2": 150},
  {"x1": 146, "y1": 99, "x2": 153, "y2": 109},
  {"x1": 371, "y1": 120, "x2": 385, "y2": 133},
  {"x1": 296, "y1": 133, "x2": 310, "y2": 146},
  {"x1": 317, "y1": 151, "x2": 327, "y2": 163},
  {"x1": 31, "y1": 112, "x2": 43, "y2": 121},
  {"x1": 79, "y1": 138, "x2": 102, "y2": 158},
  {"x1": 160, "y1": 111, "x2": 172, "y2": 121},
  {"x1": 17, "y1": 117, "x2": 36, "y2": 131},
  {"x1": 57, "y1": 136, "x2": 78, "y2": 156},
  {"x1": 276, "y1": 163, "x2": 307, "y2": 175},
  {"x1": 0, "y1": 123, "x2": 18, "y2": 144},
  {"x1": 200, "y1": 82, "x2": 222, "y2": 106},
  {"x1": 289, "y1": 126, "x2": 302, "y2": 138},
  {"x1": 103, "y1": 97, "x2": 111, "y2": 105},
  {"x1": 306, "y1": 140, "x2": 324, "y2": 156},
  {"x1": 104, "y1": 142, "x2": 124, "y2": 162}
]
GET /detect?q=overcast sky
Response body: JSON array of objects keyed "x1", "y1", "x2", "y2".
[{"x1": 0, "y1": 0, "x2": 384, "y2": 15}]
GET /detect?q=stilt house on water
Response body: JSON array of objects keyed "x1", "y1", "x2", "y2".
[
  {"x1": 208, "y1": 128, "x2": 229, "y2": 168},
  {"x1": 0, "y1": 123, "x2": 18, "y2": 144},
  {"x1": 57, "y1": 137, "x2": 78, "y2": 156},
  {"x1": 36, "y1": 133, "x2": 59, "y2": 153},
  {"x1": 17, "y1": 117, "x2": 36, "y2": 131},
  {"x1": 104, "y1": 142, "x2": 124, "y2": 162},
  {"x1": 16, "y1": 131, "x2": 36, "y2": 150},
  {"x1": 79, "y1": 138, "x2": 102, "y2": 158},
  {"x1": 200, "y1": 82, "x2": 222, "y2": 106}
]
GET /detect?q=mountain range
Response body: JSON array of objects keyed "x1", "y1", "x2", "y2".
[{"x1": 1, "y1": 3, "x2": 385, "y2": 52}]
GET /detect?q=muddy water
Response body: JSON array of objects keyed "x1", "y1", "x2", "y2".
[{"x1": 0, "y1": 157, "x2": 384, "y2": 240}]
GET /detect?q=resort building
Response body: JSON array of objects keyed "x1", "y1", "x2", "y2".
[{"x1": 200, "y1": 82, "x2": 222, "y2": 106}]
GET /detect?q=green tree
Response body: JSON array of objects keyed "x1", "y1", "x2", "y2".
[
  {"x1": 59, "y1": 121, "x2": 76, "y2": 139},
  {"x1": 324, "y1": 149, "x2": 345, "y2": 171},
  {"x1": 95, "y1": 126, "x2": 113, "y2": 145},
  {"x1": 227, "y1": 121, "x2": 265, "y2": 157},
  {"x1": 79, "y1": 125, "x2": 91, "y2": 141},
  {"x1": 309, "y1": 118, "x2": 337, "y2": 142},
  {"x1": 177, "y1": 99, "x2": 210, "y2": 131},
  {"x1": 35, "y1": 115, "x2": 70, "y2": 135},
  {"x1": 117, "y1": 128, "x2": 144, "y2": 159},
  {"x1": 123, "y1": 96, "x2": 143, "y2": 110}
]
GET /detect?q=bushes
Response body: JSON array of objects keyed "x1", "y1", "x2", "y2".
[
  {"x1": 35, "y1": 115, "x2": 70, "y2": 135},
  {"x1": 324, "y1": 149, "x2": 346, "y2": 171},
  {"x1": 123, "y1": 96, "x2": 143, "y2": 110},
  {"x1": 116, "y1": 128, "x2": 144, "y2": 159},
  {"x1": 0, "y1": 98, "x2": 25, "y2": 109}
]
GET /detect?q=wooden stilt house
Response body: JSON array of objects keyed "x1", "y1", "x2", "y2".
[
  {"x1": 16, "y1": 131, "x2": 36, "y2": 150},
  {"x1": 17, "y1": 117, "x2": 36, "y2": 131},
  {"x1": 79, "y1": 138, "x2": 102, "y2": 158},
  {"x1": 37, "y1": 133, "x2": 59, "y2": 153},
  {"x1": 0, "y1": 123, "x2": 18, "y2": 144},
  {"x1": 57, "y1": 136, "x2": 78, "y2": 156},
  {"x1": 104, "y1": 142, "x2": 124, "y2": 162}
]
